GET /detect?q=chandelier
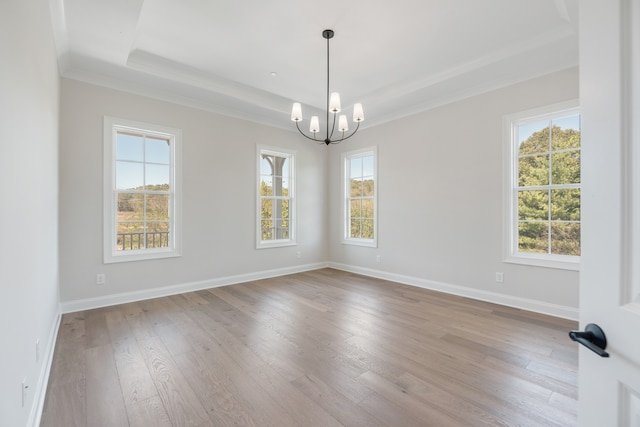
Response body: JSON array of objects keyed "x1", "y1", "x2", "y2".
[{"x1": 290, "y1": 29, "x2": 364, "y2": 145}]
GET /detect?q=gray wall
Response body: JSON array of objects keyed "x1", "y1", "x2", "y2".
[
  {"x1": 329, "y1": 67, "x2": 580, "y2": 314},
  {"x1": 59, "y1": 69, "x2": 580, "y2": 316},
  {"x1": 0, "y1": 0, "x2": 60, "y2": 425},
  {"x1": 59, "y1": 79, "x2": 329, "y2": 305}
]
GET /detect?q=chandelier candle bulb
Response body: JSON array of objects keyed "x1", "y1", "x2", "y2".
[
  {"x1": 353, "y1": 103, "x2": 365, "y2": 122},
  {"x1": 338, "y1": 115, "x2": 349, "y2": 132},
  {"x1": 291, "y1": 103, "x2": 303, "y2": 121},
  {"x1": 329, "y1": 92, "x2": 341, "y2": 112},
  {"x1": 310, "y1": 116, "x2": 320, "y2": 133}
]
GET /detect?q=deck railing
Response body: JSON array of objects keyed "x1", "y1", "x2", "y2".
[{"x1": 117, "y1": 231, "x2": 169, "y2": 251}]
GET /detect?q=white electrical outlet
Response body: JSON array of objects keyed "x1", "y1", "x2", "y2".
[
  {"x1": 296, "y1": 251, "x2": 301, "y2": 259},
  {"x1": 35, "y1": 339, "x2": 40, "y2": 363},
  {"x1": 96, "y1": 273, "x2": 106, "y2": 285},
  {"x1": 376, "y1": 255, "x2": 381, "y2": 263},
  {"x1": 496, "y1": 272, "x2": 504, "y2": 283}
]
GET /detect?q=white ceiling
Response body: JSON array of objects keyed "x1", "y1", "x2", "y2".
[{"x1": 49, "y1": 0, "x2": 579, "y2": 131}]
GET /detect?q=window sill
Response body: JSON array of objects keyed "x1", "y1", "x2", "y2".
[
  {"x1": 342, "y1": 239, "x2": 377, "y2": 248},
  {"x1": 104, "y1": 248, "x2": 181, "y2": 264},
  {"x1": 257, "y1": 240, "x2": 297, "y2": 250},
  {"x1": 504, "y1": 254, "x2": 579, "y2": 271}
]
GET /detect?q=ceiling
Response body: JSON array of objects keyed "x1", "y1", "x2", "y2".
[{"x1": 49, "y1": 0, "x2": 579, "y2": 131}]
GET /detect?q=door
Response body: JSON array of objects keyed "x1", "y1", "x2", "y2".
[{"x1": 579, "y1": 0, "x2": 640, "y2": 425}]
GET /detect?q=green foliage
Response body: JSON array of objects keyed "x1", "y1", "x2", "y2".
[
  {"x1": 551, "y1": 189, "x2": 580, "y2": 221},
  {"x1": 518, "y1": 190, "x2": 548, "y2": 220},
  {"x1": 519, "y1": 125, "x2": 580, "y2": 154},
  {"x1": 551, "y1": 223, "x2": 580, "y2": 256},
  {"x1": 518, "y1": 125, "x2": 581, "y2": 256},
  {"x1": 552, "y1": 151, "x2": 580, "y2": 185},
  {"x1": 348, "y1": 179, "x2": 374, "y2": 239},
  {"x1": 350, "y1": 178, "x2": 374, "y2": 197},
  {"x1": 116, "y1": 183, "x2": 170, "y2": 250},
  {"x1": 260, "y1": 180, "x2": 290, "y2": 241},
  {"x1": 518, "y1": 155, "x2": 549, "y2": 186},
  {"x1": 518, "y1": 222, "x2": 548, "y2": 253}
]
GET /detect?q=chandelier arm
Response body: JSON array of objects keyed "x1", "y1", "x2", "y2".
[
  {"x1": 328, "y1": 121, "x2": 361, "y2": 144},
  {"x1": 328, "y1": 113, "x2": 338, "y2": 141},
  {"x1": 295, "y1": 120, "x2": 324, "y2": 144}
]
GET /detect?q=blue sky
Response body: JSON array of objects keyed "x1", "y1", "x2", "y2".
[
  {"x1": 116, "y1": 133, "x2": 170, "y2": 190},
  {"x1": 518, "y1": 114, "x2": 580, "y2": 145}
]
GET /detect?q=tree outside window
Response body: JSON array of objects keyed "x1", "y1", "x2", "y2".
[{"x1": 505, "y1": 102, "x2": 581, "y2": 269}]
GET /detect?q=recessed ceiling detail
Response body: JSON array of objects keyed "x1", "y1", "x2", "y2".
[{"x1": 49, "y1": 0, "x2": 579, "y2": 131}]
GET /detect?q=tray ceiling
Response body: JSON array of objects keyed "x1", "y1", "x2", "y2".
[{"x1": 49, "y1": 0, "x2": 579, "y2": 130}]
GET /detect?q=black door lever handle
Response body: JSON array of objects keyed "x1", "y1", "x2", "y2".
[{"x1": 569, "y1": 323, "x2": 609, "y2": 358}]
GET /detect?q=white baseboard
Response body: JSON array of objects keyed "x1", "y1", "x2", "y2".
[
  {"x1": 60, "y1": 262, "x2": 329, "y2": 313},
  {"x1": 328, "y1": 262, "x2": 579, "y2": 321},
  {"x1": 60, "y1": 260, "x2": 579, "y2": 318},
  {"x1": 29, "y1": 308, "x2": 62, "y2": 427}
]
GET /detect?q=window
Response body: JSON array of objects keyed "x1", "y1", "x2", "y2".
[
  {"x1": 103, "y1": 117, "x2": 181, "y2": 263},
  {"x1": 503, "y1": 101, "x2": 580, "y2": 270},
  {"x1": 257, "y1": 146, "x2": 295, "y2": 248},
  {"x1": 343, "y1": 147, "x2": 377, "y2": 247}
]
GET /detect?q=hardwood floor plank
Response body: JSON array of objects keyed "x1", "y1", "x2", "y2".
[
  {"x1": 40, "y1": 380, "x2": 86, "y2": 427},
  {"x1": 395, "y1": 371, "x2": 513, "y2": 426},
  {"x1": 482, "y1": 355, "x2": 578, "y2": 400},
  {"x1": 126, "y1": 396, "x2": 172, "y2": 427},
  {"x1": 85, "y1": 344, "x2": 129, "y2": 426},
  {"x1": 357, "y1": 389, "x2": 429, "y2": 427},
  {"x1": 253, "y1": 277, "x2": 332, "y2": 312},
  {"x1": 174, "y1": 291, "x2": 211, "y2": 307},
  {"x1": 104, "y1": 310, "x2": 158, "y2": 405},
  {"x1": 526, "y1": 358, "x2": 578, "y2": 386},
  {"x1": 231, "y1": 281, "x2": 355, "y2": 342},
  {"x1": 84, "y1": 309, "x2": 112, "y2": 349},
  {"x1": 180, "y1": 308, "x2": 301, "y2": 427},
  {"x1": 292, "y1": 372, "x2": 385, "y2": 427},
  {"x1": 440, "y1": 332, "x2": 531, "y2": 368},
  {"x1": 122, "y1": 305, "x2": 156, "y2": 343},
  {"x1": 173, "y1": 350, "x2": 257, "y2": 426},
  {"x1": 41, "y1": 268, "x2": 578, "y2": 427},
  {"x1": 186, "y1": 305, "x2": 345, "y2": 427},
  {"x1": 154, "y1": 321, "x2": 194, "y2": 357},
  {"x1": 357, "y1": 370, "x2": 465, "y2": 426},
  {"x1": 549, "y1": 391, "x2": 579, "y2": 417},
  {"x1": 137, "y1": 335, "x2": 210, "y2": 426},
  {"x1": 47, "y1": 313, "x2": 87, "y2": 388},
  {"x1": 344, "y1": 320, "x2": 571, "y2": 425}
]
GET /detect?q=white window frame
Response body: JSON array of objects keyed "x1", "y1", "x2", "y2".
[
  {"x1": 256, "y1": 145, "x2": 296, "y2": 249},
  {"x1": 342, "y1": 146, "x2": 378, "y2": 247},
  {"x1": 502, "y1": 100, "x2": 580, "y2": 270},
  {"x1": 103, "y1": 116, "x2": 182, "y2": 263}
]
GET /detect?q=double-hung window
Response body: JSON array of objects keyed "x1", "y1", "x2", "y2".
[
  {"x1": 103, "y1": 117, "x2": 182, "y2": 263},
  {"x1": 257, "y1": 146, "x2": 295, "y2": 248},
  {"x1": 503, "y1": 101, "x2": 580, "y2": 270},
  {"x1": 342, "y1": 147, "x2": 377, "y2": 247}
]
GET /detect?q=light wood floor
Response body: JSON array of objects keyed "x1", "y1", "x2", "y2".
[{"x1": 41, "y1": 268, "x2": 578, "y2": 427}]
